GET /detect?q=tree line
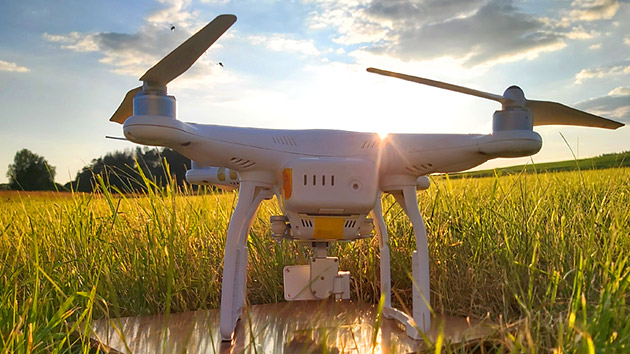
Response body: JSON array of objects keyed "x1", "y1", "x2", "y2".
[{"x1": 3, "y1": 148, "x2": 191, "y2": 192}]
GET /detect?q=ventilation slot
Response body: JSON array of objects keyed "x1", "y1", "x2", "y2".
[
  {"x1": 361, "y1": 140, "x2": 379, "y2": 149},
  {"x1": 302, "y1": 174, "x2": 337, "y2": 187},
  {"x1": 272, "y1": 135, "x2": 297, "y2": 146},
  {"x1": 229, "y1": 157, "x2": 256, "y2": 169},
  {"x1": 300, "y1": 219, "x2": 314, "y2": 228},
  {"x1": 405, "y1": 163, "x2": 434, "y2": 174},
  {"x1": 344, "y1": 220, "x2": 357, "y2": 228}
]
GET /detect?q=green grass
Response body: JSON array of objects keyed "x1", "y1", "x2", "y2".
[
  {"x1": 453, "y1": 151, "x2": 630, "y2": 178},
  {"x1": 1, "y1": 167, "x2": 629, "y2": 352}
]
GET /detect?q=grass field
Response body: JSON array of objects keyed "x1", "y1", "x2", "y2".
[
  {"x1": 454, "y1": 151, "x2": 630, "y2": 179},
  {"x1": 1, "y1": 167, "x2": 629, "y2": 353}
]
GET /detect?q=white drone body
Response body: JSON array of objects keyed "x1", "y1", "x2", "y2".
[{"x1": 110, "y1": 15, "x2": 623, "y2": 342}]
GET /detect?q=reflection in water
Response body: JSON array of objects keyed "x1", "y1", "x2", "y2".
[{"x1": 91, "y1": 301, "x2": 494, "y2": 353}]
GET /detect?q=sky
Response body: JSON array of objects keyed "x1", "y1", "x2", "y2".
[{"x1": 0, "y1": 0, "x2": 629, "y2": 184}]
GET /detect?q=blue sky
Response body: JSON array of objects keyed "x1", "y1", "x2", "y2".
[{"x1": 1, "y1": 0, "x2": 628, "y2": 184}]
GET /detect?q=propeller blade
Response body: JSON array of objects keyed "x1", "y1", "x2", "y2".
[
  {"x1": 527, "y1": 100, "x2": 623, "y2": 129},
  {"x1": 140, "y1": 14, "x2": 236, "y2": 86},
  {"x1": 367, "y1": 67, "x2": 513, "y2": 105},
  {"x1": 367, "y1": 67, "x2": 625, "y2": 130},
  {"x1": 110, "y1": 86, "x2": 142, "y2": 124}
]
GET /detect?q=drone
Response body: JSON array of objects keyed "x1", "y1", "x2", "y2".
[{"x1": 109, "y1": 14, "x2": 623, "y2": 342}]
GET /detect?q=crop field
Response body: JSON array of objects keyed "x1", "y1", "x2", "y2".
[{"x1": 1, "y1": 167, "x2": 629, "y2": 353}]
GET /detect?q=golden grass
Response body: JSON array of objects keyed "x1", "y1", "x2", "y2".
[{"x1": 1, "y1": 167, "x2": 629, "y2": 352}]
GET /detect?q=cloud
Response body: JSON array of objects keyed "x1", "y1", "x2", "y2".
[
  {"x1": 381, "y1": 1, "x2": 567, "y2": 66},
  {"x1": 609, "y1": 86, "x2": 630, "y2": 96},
  {"x1": 307, "y1": 0, "x2": 571, "y2": 67},
  {"x1": 307, "y1": 0, "x2": 487, "y2": 45},
  {"x1": 43, "y1": 0, "x2": 220, "y2": 79},
  {"x1": 575, "y1": 62, "x2": 630, "y2": 83},
  {"x1": 248, "y1": 34, "x2": 320, "y2": 56},
  {"x1": 574, "y1": 88, "x2": 630, "y2": 123},
  {"x1": 564, "y1": 25, "x2": 599, "y2": 39},
  {"x1": 0, "y1": 60, "x2": 30, "y2": 73},
  {"x1": 569, "y1": 0, "x2": 620, "y2": 21},
  {"x1": 306, "y1": 0, "x2": 390, "y2": 45},
  {"x1": 43, "y1": 32, "x2": 101, "y2": 52}
]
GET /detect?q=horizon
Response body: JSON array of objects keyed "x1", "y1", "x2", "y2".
[{"x1": 1, "y1": 0, "x2": 629, "y2": 184}]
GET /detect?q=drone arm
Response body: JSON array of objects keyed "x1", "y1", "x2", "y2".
[
  {"x1": 383, "y1": 132, "x2": 543, "y2": 176},
  {"x1": 123, "y1": 115, "x2": 201, "y2": 147},
  {"x1": 220, "y1": 180, "x2": 272, "y2": 341}
]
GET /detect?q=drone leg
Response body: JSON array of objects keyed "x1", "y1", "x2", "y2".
[
  {"x1": 394, "y1": 186, "x2": 431, "y2": 334},
  {"x1": 233, "y1": 187, "x2": 273, "y2": 323},
  {"x1": 370, "y1": 195, "x2": 391, "y2": 308},
  {"x1": 220, "y1": 181, "x2": 270, "y2": 342}
]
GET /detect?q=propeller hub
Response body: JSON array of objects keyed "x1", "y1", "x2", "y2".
[
  {"x1": 133, "y1": 92, "x2": 176, "y2": 119},
  {"x1": 502, "y1": 85, "x2": 526, "y2": 108},
  {"x1": 142, "y1": 82, "x2": 167, "y2": 95}
]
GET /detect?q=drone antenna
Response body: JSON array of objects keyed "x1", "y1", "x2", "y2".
[{"x1": 105, "y1": 135, "x2": 127, "y2": 141}]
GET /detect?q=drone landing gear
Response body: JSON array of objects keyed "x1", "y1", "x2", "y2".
[
  {"x1": 373, "y1": 186, "x2": 431, "y2": 340},
  {"x1": 220, "y1": 181, "x2": 273, "y2": 342},
  {"x1": 219, "y1": 181, "x2": 430, "y2": 342}
]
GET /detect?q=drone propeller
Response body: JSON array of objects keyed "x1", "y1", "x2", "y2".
[
  {"x1": 110, "y1": 14, "x2": 237, "y2": 124},
  {"x1": 366, "y1": 67, "x2": 624, "y2": 130}
]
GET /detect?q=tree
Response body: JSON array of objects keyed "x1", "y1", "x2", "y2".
[
  {"x1": 67, "y1": 147, "x2": 191, "y2": 192},
  {"x1": 7, "y1": 149, "x2": 57, "y2": 191},
  {"x1": 70, "y1": 150, "x2": 137, "y2": 192}
]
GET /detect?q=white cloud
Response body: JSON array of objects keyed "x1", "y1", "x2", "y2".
[
  {"x1": 564, "y1": 25, "x2": 599, "y2": 39},
  {"x1": 43, "y1": 32, "x2": 78, "y2": 43},
  {"x1": 145, "y1": 0, "x2": 204, "y2": 31},
  {"x1": 306, "y1": 0, "x2": 484, "y2": 45},
  {"x1": 306, "y1": 1, "x2": 390, "y2": 45},
  {"x1": 609, "y1": 86, "x2": 630, "y2": 96},
  {"x1": 43, "y1": 32, "x2": 100, "y2": 52},
  {"x1": 303, "y1": 0, "x2": 628, "y2": 70},
  {"x1": 43, "y1": 0, "x2": 220, "y2": 79},
  {"x1": 0, "y1": 60, "x2": 30, "y2": 73},
  {"x1": 248, "y1": 34, "x2": 320, "y2": 56},
  {"x1": 575, "y1": 92, "x2": 630, "y2": 123},
  {"x1": 575, "y1": 62, "x2": 630, "y2": 83},
  {"x1": 625, "y1": 37, "x2": 630, "y2": 46},
  {"x1": 306, "y1": 0, "x2": 573, "y2": 67},
  {"x1": 375, "y1": 1, "x2": 566, "y2": 66},
  {"x1": 589, "y1": 43, "x2": 602, "y2": 50},
  {"x1": 569, "y1": 0, "x2": 620, "y2": 21}
]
